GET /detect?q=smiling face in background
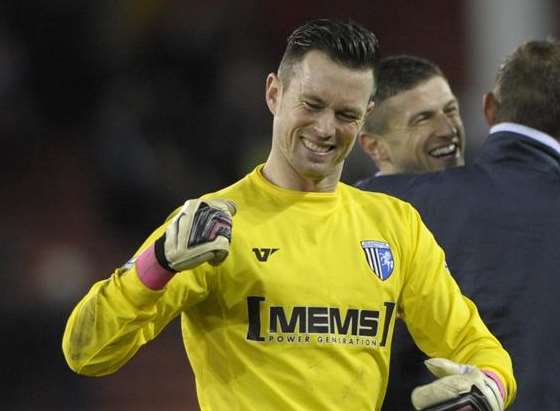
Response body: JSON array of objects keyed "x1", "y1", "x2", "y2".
[
  {"x1": 363, "y1": 75, "x2": 465, "y2": 174},
  {"x1": 263, "y1": 50, "x2": 374, "y2": 192}
]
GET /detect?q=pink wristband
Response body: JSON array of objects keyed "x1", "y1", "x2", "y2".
[
  {"x1": 135, "y1": 243, "x2": 174, "y2": 290},
  {"x1": 482, "y1": 370, "x2": 506, "y2": 401}
]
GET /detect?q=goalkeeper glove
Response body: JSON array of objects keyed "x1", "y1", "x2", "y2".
[
  {"x1": 154, "y1": 198, "x2": 237, "y2": 272},
  {"x1": 411, "y1": 358, "x2": 505, "y2": 411}
]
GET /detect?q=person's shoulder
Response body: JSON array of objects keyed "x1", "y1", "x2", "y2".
[
  {"x1": 355, "y1": 167, "x2": 472, "y2": 197},
  {"x1": 355, "y1": 173, "x2": 418, "y2": 196},
  {"x1": 342, "y1": 180, "x2": 404, "y2": 200},
  {"x1": 340, "y1": 181, "x2": 418, "y2": 215}
]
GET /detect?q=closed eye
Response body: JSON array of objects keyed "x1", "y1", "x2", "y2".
[
  {"x1": 338, "y1": 112, "x2": 359, "y2": 122},
  {"x1": 304, "y1": 101, "x2": 322, "y2": 111},
  {"x1": 411, "y1": 112, "x2": 432, "y2": 125},
  {"x1": 444, "y1": 104, "x2": 459, "y2": 115}
]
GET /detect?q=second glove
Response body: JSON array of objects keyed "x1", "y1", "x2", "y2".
[{"x1": 411, "y1": 358, "x2": 505, "y2": 411}]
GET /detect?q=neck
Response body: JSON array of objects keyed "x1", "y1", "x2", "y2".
[
  {"x1": 376, "y1": 162, "x2": 398, "y2": 176},
  {"x1": 262, "y1": 158, "x2": 341, "y2": 193}
]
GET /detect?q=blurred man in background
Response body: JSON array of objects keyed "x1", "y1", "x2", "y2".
[
  {"x1": 63, "y1": 19, "x2": 515, "y2": 411},
  {"x1": 359, "y1": 55, "x2": 465, "y2": 176},
  {"x1": 357, "y1": 39, "x2": 560, "y2": 410}
]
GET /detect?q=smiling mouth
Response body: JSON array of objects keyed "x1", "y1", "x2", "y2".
[
  {"x1": 301, "y1": 137, "x2": 335, "y2": 154},
  {"x1": 429, "y1": 143, "x2": 460, "y2": 158}
]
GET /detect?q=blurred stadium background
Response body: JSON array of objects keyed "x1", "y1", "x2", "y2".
[{"x1": 2, "y1": 1, "x2": 558, "y2": 410}]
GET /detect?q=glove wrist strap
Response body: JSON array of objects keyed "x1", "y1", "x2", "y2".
[
  {"x1": 482, "y1": 370, "x2": 506, "y2": 401},
  {"x1": 136, "y1": 243, "x2": 175, "y2": 290}
]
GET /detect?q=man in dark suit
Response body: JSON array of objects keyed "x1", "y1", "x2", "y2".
[{"x1": 357, "y1": 40, "x2": 560, "y2": 410}]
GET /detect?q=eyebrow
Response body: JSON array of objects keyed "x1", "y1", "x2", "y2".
[{"x1": 444, "y1": 98, "x2": 459, "y2": 108}]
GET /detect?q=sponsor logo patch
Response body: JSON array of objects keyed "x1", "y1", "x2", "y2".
[{"x1": 245, "y1": 296, "x2": 397, "y2": 348}]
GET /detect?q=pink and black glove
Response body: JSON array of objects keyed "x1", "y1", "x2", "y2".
[{"x1": 135, "y1": 199, "x2": 236, "y2": 289}]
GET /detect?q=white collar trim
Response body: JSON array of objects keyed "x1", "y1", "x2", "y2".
[{"x1": 490, "y1": 122, "x2": 560, "y2": 156}]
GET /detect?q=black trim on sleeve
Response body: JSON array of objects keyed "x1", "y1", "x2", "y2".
[{"x1": 154, "y1": 235, "x2": 176, "y2": 273}]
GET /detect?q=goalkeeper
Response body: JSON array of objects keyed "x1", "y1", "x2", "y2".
[{"x1": 62, "y1": 19, "x2": 515, "y2": 411}]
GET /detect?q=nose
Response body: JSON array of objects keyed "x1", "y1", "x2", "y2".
[
  {"x1": 314, "y1": 111, "x2": 336, "y2": 139},
  {"x1": 434, "y1": 113, "x2": 457, "y2": 139}
]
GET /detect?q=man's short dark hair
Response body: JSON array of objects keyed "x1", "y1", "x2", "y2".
[
  {"x1": 363, "y1": 55, "x2": 444, "y2": 134},
  {"x1": 278, "y1": 19, "x2": 379, "y2": 94},
  {"x1": 494, "y1": 39, "x2": 560, "y2": 139},
  {"x1": 373, "y1": 55, "x2": 444, "y2": 104}
]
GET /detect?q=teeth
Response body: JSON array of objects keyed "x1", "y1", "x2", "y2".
[
  {"x1": 430, "y1": 143, "x2": 457, "y2": 157},
  {"x1": 302, "y1": 138, "x2": 332, "y2": 153}
]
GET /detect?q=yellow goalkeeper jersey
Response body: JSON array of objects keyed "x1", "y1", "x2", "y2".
[{"x1": 63, "y1": 165, "x2": 515, "y2": 411}]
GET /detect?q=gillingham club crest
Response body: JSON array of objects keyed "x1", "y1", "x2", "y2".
[{"x1": 361, "y1": 240, "x2": 394, "y2": 281}]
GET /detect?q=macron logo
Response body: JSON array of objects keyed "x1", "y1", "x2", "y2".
[{"x1": 252, "y1": 248, "x2": 279, "y2": 262}]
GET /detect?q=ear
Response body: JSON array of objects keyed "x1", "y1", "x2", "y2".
[
  {"x1": 266, "y1": 73, "x2": 281, "y2": 115},
  {"x1": 359, "y1": 101, "x2": 376, "y2": 129},
  {"x1": 483, "y1": 92, "x2": 498, "y2": 127},
  {"x1": 358, "y1": 132, "x2": 390, "y2": 164},
  {"x1": 366, "y1": 101, "x2": 375, "y2": 117}
]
